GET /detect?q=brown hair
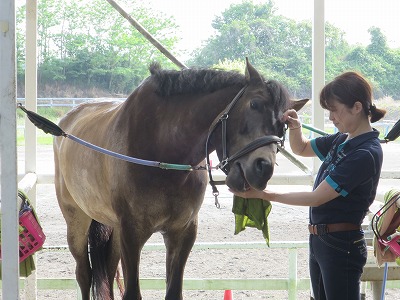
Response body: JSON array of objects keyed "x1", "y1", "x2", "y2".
[{"x1": 320, "y1": 72, "x2": 386, "y2": 123}]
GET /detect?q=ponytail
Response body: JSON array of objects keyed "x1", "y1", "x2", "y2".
[{"x1": 369, "y1": 104, "x2": 386, "y2": 123}]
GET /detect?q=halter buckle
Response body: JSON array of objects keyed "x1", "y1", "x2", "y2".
[
  {"x1": 220, "y1": 113, "x2": 229, "y2": 121},
  {"x1": 217, "y1": 159, "x2": 229, "y2": 170}
]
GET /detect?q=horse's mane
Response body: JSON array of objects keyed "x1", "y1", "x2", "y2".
[{"x1": 148, "y1": 62, "x2": 248, "y2": 97}]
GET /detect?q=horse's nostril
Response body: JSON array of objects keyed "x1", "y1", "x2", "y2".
[{"x1": 255, "y1": 158, "x2": 273, "y2": 178}]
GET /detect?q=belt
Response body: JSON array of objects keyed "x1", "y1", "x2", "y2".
[{"x1": 308, "y1": 223, "x2": 361, "y2": 235}]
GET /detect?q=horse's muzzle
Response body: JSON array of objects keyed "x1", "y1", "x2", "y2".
[{"x1": 225, "y1": 156, "x2": 274, "y2": 192}]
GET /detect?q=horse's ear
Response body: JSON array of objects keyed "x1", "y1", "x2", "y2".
[
  {"x1": 245, "y1": 57, "x2": 263, "y2": 84},
  {"x1": 289, "y1": 98, "x2": 309, "y2": 112}
]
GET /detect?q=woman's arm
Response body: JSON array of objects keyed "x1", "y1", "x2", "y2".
[{"x1": 231, "y1": 180, "x2": 339, "y2": 207}]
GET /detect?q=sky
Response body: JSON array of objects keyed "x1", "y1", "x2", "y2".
[{"x1": 144, "y1": 0, "x2": 400, "y2": 57}]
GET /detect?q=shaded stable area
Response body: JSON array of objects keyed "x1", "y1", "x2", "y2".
[{"x1": 1, "y1": 0, "x2": 400, "y2": 300}]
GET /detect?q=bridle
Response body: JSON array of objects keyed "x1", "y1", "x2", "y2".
[{"x1": 204, "y1": 84, "x2": 285, "y2": 207}]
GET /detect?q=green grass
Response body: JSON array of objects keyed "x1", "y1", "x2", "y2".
[
  {"x1": 18, "y1": 133, "x2": 56, "y2": 146},
  {"x1": 38, "y1": 135, "x2": 55, "y2": 145}
]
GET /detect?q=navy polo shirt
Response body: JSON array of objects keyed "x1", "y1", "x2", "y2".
[{"x1": 309, "y1": 129, "x2": 383, "y2": 225}]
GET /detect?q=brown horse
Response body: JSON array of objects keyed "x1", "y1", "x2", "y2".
[{"x1": 53, "y1": 58, "x2": 307, "y2": 300}]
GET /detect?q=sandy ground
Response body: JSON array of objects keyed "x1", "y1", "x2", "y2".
[{"x1": 7, "y1": 144, "x2": 400, "y2": 299}]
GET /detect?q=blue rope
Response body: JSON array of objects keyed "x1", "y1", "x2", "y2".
[{"x1": 66, "y1": 134, "x2": 193, "y2": 171}]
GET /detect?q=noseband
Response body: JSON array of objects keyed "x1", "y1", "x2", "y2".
[{"x1": 205, "y1": 85, "x2": 284, "y2": 207}]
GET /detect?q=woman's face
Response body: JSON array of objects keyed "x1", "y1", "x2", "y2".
[{"x1": 327, "y1": 99, "x2": 356, "y2": 133}]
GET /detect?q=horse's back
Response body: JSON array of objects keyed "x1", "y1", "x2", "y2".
[{"x1": 58, "y1": 101, "x2": 120, "y2": 134}]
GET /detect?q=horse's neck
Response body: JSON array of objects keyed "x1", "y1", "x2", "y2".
[
  {"x1": 122, "y1": 85, "x2": 242, "y2": 165},
  {"x1": 170, "y1": 87, "x2": 241, "y2": 163}
]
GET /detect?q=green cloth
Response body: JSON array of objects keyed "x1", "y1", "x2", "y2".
[
  {"x1": 232, "y1": 195, "x2": 272, "y2": 246},
  {"x1": 0, "y1": 255, "x2": 35, "y2": 278}
]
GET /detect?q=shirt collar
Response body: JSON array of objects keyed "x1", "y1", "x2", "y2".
[{"x1": 344, "y1": 129, "x2": 380, "y2": 150}]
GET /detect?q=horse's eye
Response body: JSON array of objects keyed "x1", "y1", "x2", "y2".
[
  {"x1": 250, "y1": 100, "x2": 258, "y2": 110},
  {"x1": 250, "y1": 99, "x2": 265, "y2": 111}
]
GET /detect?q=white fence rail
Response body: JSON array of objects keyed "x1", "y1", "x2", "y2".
[
  {"x1": 38, "y1": 241, "x2": 309, "y2": 300},
  {"x1": 15, "y1": 98, "x2": 400, "y2": 136},
  {"x1": 4, "y1": 240, "x2": 399, "y2": 300},
  {"x1": 17, "y1": 98, "x2": 125, "y2": 107}
]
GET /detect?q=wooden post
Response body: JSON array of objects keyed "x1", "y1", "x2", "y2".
[
  {"x1": 288, "y1": 248, "x2": 298, "y2": 300},
  {"x1": 24, "y1": 1, "x2": 39, "y2": 298},
  {"x1": 0, "y1": 0, "x2": 20, "y2": 298}
]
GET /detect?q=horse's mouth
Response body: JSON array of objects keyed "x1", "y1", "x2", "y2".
[
  {"x1": 239, "y1": 164, "x2": 251, "y2": 191},
  {"x1": 225, "y1": 162, "x2": 251, "y2": 192}
]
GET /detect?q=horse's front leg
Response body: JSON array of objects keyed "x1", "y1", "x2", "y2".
[
  {"x1": 163, "y1": 219, "x2": 198, "y2": 300},
  {"x1": 119, "y1": 220, "x2": 152, "y2": 300}
]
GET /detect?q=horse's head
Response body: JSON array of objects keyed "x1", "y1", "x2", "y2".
[{"x1": 216, "y1": 58, "x2": 308, "y2": 192}]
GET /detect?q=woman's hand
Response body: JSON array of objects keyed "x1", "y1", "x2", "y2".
[
  {"x1": 229, "y1": 187, "x2": 266, "y2": 200},
  {"x1": 282, "y1": 109, "x2": 301, "y2": 129}
]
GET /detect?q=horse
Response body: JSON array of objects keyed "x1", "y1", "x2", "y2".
[{"x1": 53, "y1": 58, "x2": 308, "y2": 300}]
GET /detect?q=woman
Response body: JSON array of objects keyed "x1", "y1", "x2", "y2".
[{"x1": 230, "y1": 72, "x2": 386, "y2": 299}]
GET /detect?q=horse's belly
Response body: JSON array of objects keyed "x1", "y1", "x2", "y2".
[{"x1": 66, "y1": 176, "x2": 119, "y2": 226}]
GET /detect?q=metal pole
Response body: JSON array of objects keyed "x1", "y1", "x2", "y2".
[
  {"x1": 380, "y1": 262, "x2": 389, "y2": 300},
  {"x1": 312, "y1": 0, "x2": 325, "y2": 176},
  {"x1": 0, "y1": 0, "x2": 20, "y2": 298},
  {"x1": 106, "y1": 0, "x2": 187, "y2": 70}
]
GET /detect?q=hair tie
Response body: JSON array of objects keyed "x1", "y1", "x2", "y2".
[{"x1": 369, "y1": 104, "x2": 376, "y2": 113}]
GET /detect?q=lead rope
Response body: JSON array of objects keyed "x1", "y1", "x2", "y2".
[{"x1": 18, "y1": 104, "x2": 194, "y2": 171}]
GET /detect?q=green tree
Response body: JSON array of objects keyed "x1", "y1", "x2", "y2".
[
  {"x1": 189, "y1": 1, "x2": 400, "y2": 99},
  {"x1": 189, "y1": 1, "x2": 316, "y2": 97},
  {"x1": 37, "y1": 0, "x2": 63, "y2": 64},
  {"x1": 367, "y1": 27, "x2": 389, "y2": 57},
  {"x1": 325, "y1": 22, "x2": 351, "y2": 81},
  {"x1": 17, "y1": 0, "x2": 181, "y2": 96},
  {"x1": 191, "y1": 0, "x2": 276, "y2": 65},
  {"x1": 17, "y1": 0, "x2": 400, "y2": 99},
  {"x1": 344, "y1": 27, "x2": 399, "y2": 98}
]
